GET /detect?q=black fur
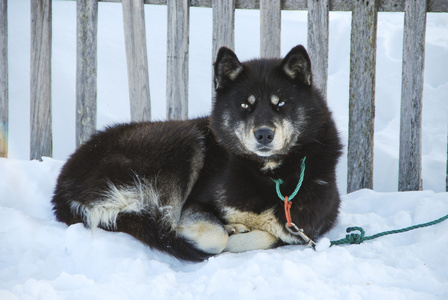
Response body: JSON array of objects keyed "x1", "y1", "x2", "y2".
[{"x1": 52, "y1": 45, "x2": 342, "y2": 261}]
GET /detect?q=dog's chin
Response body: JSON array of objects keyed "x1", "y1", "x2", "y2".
[
  {"x1": 253, "y1": 147, "x2": 277, "y2": 158},
  {"x1": 254, "y1": 151, "x2": 273, "y2": 158},
  {"x1": 237, "y1": 140, "x2": 287, "y2": 159}
]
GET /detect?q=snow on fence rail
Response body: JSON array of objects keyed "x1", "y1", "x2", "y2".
[{"x1": 0, "y1": 0, "x2": 447, "y2": 193}]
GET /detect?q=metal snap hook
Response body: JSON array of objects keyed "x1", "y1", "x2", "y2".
[{"x1": 285, "y1": 222, "x2": 317, "y2": 250}]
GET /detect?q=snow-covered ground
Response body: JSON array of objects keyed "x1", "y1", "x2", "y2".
[
  {"x1": 1, "y1": 1, "x2": 448, "y2": 299},
  {"x1": 0, "y1": 158, "x2": 447, "y2": 299}
]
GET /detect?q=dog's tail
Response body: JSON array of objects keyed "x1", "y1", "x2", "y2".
[{"x1": 53, "y1": 179, "x2": 212, "y2": 262}]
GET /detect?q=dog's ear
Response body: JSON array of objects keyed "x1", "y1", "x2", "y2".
[
  {"x1": 214, "y1": 47, "x2": 243, "y2": 90},
  {"x1": 281, "y1": 45, "x2": 312, "y2": 86}
]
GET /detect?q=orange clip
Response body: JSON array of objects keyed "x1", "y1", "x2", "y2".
[{"x1": 284, "y1": 196, "x2": 292, "y2": 227}]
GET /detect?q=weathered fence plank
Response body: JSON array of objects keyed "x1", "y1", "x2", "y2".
[
  {"x1": 166, "y1": 0, "x2": 189, "y2": 120},
  {"x1": 398, "y1": 0, "x2": 427, "y2": 191},
  {"x1": 347, "y1": 0, "x2": 378, "y2": 193},
  {"x1": 307, "y1": 0, "x2": 329, "y2": 97},
  {"x1": 0, "y1": 0, "x2": 7, "y2": 157},
  {"x1": 30, "y1": 0, "x2": 52, "y2": 160},
  {"x1": 212, "y1": 0, "x2": 235, "y2": 56},
  {"x1": 122, "y1": 0, "x2": 151, "y2": 122},
  {"x1": 212, "y1": 0, "x2": 235, "y2": 98},
  {"x1": 260, "y1": 0, "x2": 281, "y2": 58},
  {"x1": 76, "y1": 0, "x2": 98, "y2": 147}
]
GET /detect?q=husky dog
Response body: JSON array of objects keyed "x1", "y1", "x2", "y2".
[{"x1": 52, "y1": 45, "x2": 342, "y2": 261}]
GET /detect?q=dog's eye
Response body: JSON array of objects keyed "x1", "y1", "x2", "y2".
[
  {"x1": 241, "y1": 103, "x2": 249, "y2": 109},
  {"x1": 276, "y1": 101, "x2": 286, "y2": 111}
]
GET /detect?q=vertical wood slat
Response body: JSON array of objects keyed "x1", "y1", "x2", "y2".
[
  {"x1": 30, "y1": 0, "x2": 52, "y2": 160},
  {"x1": 307, "y1": 0, "x2": 329, "y2": 98},
  {"x1": 212, "y1": 0, "x2": 235, "y2": 98},
  {"x1": 212, "y1": 0, "x2": 235, "y2": 57},
  {"x1": 0, "y1": 0, "x2": 7, "y2": 157},
  {"x1": 347, "y1": 0, "x2": 378, "y2": 193},
  {"x1": 260, "y1": 0, "x2": 281, "y2": 58},
  {"x1": 399, "y1": 0, "x2": 427, "y2": 191},
  {"x1": 76, "y1": 0, "x2": 98, "y2": 147},
  {"x1": 166, "y1": 0, "x2": 189, "y2": 120},
  {"x1": 122, "y1": 0, "x2": 151, "y2": 122}
]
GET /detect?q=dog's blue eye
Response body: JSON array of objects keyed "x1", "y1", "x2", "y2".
[
  {"x1": 278, "y1": 101, "x2": 285, "y2": 107},
  {"x1": 241, "y1": 103, "x2": 249, "y2": 109}
]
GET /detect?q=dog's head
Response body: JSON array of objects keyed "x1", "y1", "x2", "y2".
[{"x1": 211, "y1": 45, "x2": 327, "y2": 165}]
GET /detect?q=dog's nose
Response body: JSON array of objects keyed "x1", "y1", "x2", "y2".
[{"x1": 254, "y1": 128, "x2": 275, "y2": 145}]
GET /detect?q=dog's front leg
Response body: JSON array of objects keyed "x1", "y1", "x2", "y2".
[{"x1": 224, "y1": 229, "x2": 278, "y2": 253}]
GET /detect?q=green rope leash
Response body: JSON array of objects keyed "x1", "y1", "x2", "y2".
[
  {"x1": 270, "y1": 156, "x2": 306, "y2": 201},
  {"x1": 270, "y1": 157, "x2": 317, "y2": 249},
  {"x1": 330, "y1": 212, "x2": 448, "y2": 246}
]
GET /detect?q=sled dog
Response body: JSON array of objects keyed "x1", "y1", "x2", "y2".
[{"x1": 52, "y1": 45, "x2": 342, "y2": 261}]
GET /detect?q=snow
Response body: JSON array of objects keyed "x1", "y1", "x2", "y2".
[
  {"x1": 1, "y1": 158, "x2": 447, "y2": 299},
  {"x1": 2, "y1": 1, "x2": 448, "y2": 299}
]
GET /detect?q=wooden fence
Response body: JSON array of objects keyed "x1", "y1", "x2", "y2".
[{"x1": 0, "y1": 0, "x2": 447, "y2": 193}]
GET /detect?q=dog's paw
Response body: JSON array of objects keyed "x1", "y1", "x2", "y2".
[{"x1": 225, "y1": 224, "x2": 250, "y2": 235}]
